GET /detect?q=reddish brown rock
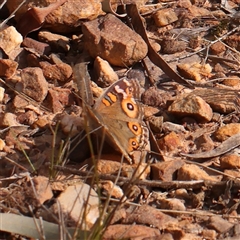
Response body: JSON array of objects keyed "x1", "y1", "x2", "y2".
[
  {"x1": 208, "y1": 216, "x2": 234, "y2": 233},
  {"x1": 0, "y1": 59, "x2": 18, "y2": 78},
  {"x1": 188, "y1": 5, "x2": 211, "y2": 16},
  {"x1": 123, "y1": 205, "x2": 178, "y2": 229},
  {"x1": 159, "y1": 198, "x2": 186, "y2": 211},
  {"x1": 103, "y1": 224, "x2": 161, "y2": 240},
  {"x1": 17, "y1": 111, "x2": 38, "y2": 125},
  {"x1": 178, "y1": 164, "x2": 221, "y2": 181},
  {"x1": 222, "y1": 76, "x2": 240, "y2": 89},
  {"x1": 40, "y1": 61, "x2": 72, "y2": 82},
  {"x1": 22, "y1": 38, "x2": 51, "y2": 56},
  {"x1": 7, "y1": 0, "x2": 103, "y2": 33},
  {"x1": 210, "y1": 42, "x2": 226, "y2": 55},
  {"x1": 32, "y1": 176, "x2": 53, "y2": 204},
  {"x1": 214, "y1": 123, "x2": 240, "y2": 141},
  {"x1": 151, "y1": 160, "x2": 185, "y2": 181},
  {"x1": 20, "y1": 67, "x2": 48, "y2": 102},
  {"x1": 0, "y1": 139, "x2": 6, "y2": 151},
  {"x1": 157, "y1": 131, "x2": 184, "y2": 153},
  {"x1": 220, "y1": 154, "x2": 240, "y2": 169},
  {"x1": 177, "y1": 63, "x2": 212, "y2": 82},
  {"x1": 153, "y1": 8, "x2": 178, "y2": 27},
  {"x1": 12, "y1": 95, "x2": 29, "y2": 109},
  {"x1": 201, "y1": 229, "x2": 217, "y2": 240},
  {"x1": 168, "y1": 94, "x2": 213, "y2": 122},
  {"x1": 142, "y1": 86, "x2": 172, "y2": 107},
  {"x1": 38, "y1": 31, "x2": 70, "y2": 52},
  {"x1": 47, "y1": 87, "x2": 73, "y2": 113},
  {"x1": 161, "y1": 38, "x2": 186, "y2": 54},
  {"x1": 225, "y1": 34, "x2": 240, "y2": 51},
  {"x1": 82, "y1": 14, "x2": 148, "y2": 67}
]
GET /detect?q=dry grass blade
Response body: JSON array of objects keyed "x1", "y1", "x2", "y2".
[{"x1": 181, "y1": 133, "x2": 240, "y2": 159}]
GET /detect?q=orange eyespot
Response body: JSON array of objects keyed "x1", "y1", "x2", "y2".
[
  {"x1": 121, "y1": 98, "x2": 138, "y2": 118},
  {"x1": 128, "y1": 122, "x2": 142, "y2": 135},
  {"x1": 128, "y1": 137, "x2": 139, "y2": 152}
]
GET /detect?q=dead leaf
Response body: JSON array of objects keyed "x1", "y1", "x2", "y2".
[
  {"x1": 17, "y1": 0, "x2": 68, "y2": 37},
  {"x1": 181, "y1": 133, "x2": 240, "y2": 159}
]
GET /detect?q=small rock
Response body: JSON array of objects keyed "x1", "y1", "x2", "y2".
[
  {"x1": 47, "y1": 87, "x2": 73, "y2": 113},
  {"x1": 33, "y1": 115, "x2": 52, "y2": 129},
  {"x1": 50, "y1": 183, "x2": 99, "y2": 229},
  {"x1": 157, "y1": 131, "x2": 184, "y2": 153},
  {"x1": 225, "y1": 34, "x2": 240, "y2": 51},
  {"x1": 101, "y1": 180, "x2": 124, "y2": 199},
  {"x1": 188, "y1": 5, "x2": 211, "y2": 17},
  {"x1": 20, "y1": 67, "x2": 48, "y2": 102},
  {"x1": 144, "y1": 106, "x2": 161, "y2": 118},
  {"x1": 0, "y1": 59, "x2": 18, "y2": 78},
  {"x1": 123, "y1": 205, "x2": 177, "y2": 229},
  {"x1": 214, "y1": 123, "x2": 240, "y2": 141},
  {"x1": 177, "y1": 0, "x2": 192, "y2": 8},
  {"x1": 0, "y1": 26, "x2": 23, "y2": 55},
  {"x1": 12, "y1": 95, "x2": 29, "y2": 109},
  {"x1": 0, "y1": 112, "x2": 20, "y2": 127},
  {"x1": 162, "y1": 122, "x2": 187, "y2": 134},
  {"x1": 194, "y1": 134, "x2": 215, "y2": 153},
  {"x1": 174, "y1": 188, "x2": 189, "y2": 199},
  {"x1": 181, "y1": 233, "x2": 202, "y2": 240},
  {"x1": 161, "y1": 38, "x2": 186, "y2": 54},
  {"x1": 40, "y1": 61, "x2": 72, "y2": 82},
  {"x1": 201, "y1": 229, "x2": 217, "y2": 240},
  {"x1": 103, "y1": 224, "x2": 161, "y2": 240},
  {"x1": 222, "y1": 76, "x2": 240, "y2": 89},
  {"x1": 142, "y1": 86, "x2": 172, "y2": 107},
  {"x1": 22, "y1": 38, "x2": 51, "y2": 56},
  {"x1": 92, "y1": 159, "x2": 123, "y2": 175},
  {"x1": 220, "y1": 154, "x2": 240, "y2": 169},
  {"x1": 32, "y1": 176, "x2": 53, "y2": 204},
  {"x1": 153, "y1": 8, "x2": 178, "y2": 27},
  {"x1": 0, "y1": 138, "x2": 6, "y2": 151},
  {"x1": 160, "y1": 198, "x2": 186, "y2": 211},
  {"x1": 177, "y1": 63, "x2": 212, "y2": 82},
  {"x1": 168, "y1": 94, "x2": 213, "y2": 122},
  {"x1": 17, "y1": 110, "x2": 37, "y2": 125},
  {"x1": 208, "y1": 216, "x2": 234, "y2": 233},
  {"x1": 151, "y1": 160, "x2": 185, "y2": 181},
  {"x1": 0, "y1": 87, "x2": 5, "y2": 102},
  {"x1": 148, "y1": 115, "x2": 163, "y2": 133},
  {"x1": 38, "y1": 31, "x2": 70, "y2": 52},
  {"x1": 210, "y1": 42, "x2": 226, "y2": 55},
  {"x1": 178, "y1": 164, "x2": 221, "y2": 181},
  {"x1": 60, "y1": 113, "x2": 84, "y2": 136},
  {"x1": 7, "y1": 0, "x2": 103, "y2": 33},
  {"x1": 82, "y1": 14, "x2": 148, "y2": 67},
  {"x1": 94, "y1": 56, "x2": 119, "y2": 87}
]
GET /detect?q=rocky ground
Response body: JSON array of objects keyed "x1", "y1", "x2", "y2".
[{"x1": 1, "y1": 0, "x2": 240, "y2": 239}]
